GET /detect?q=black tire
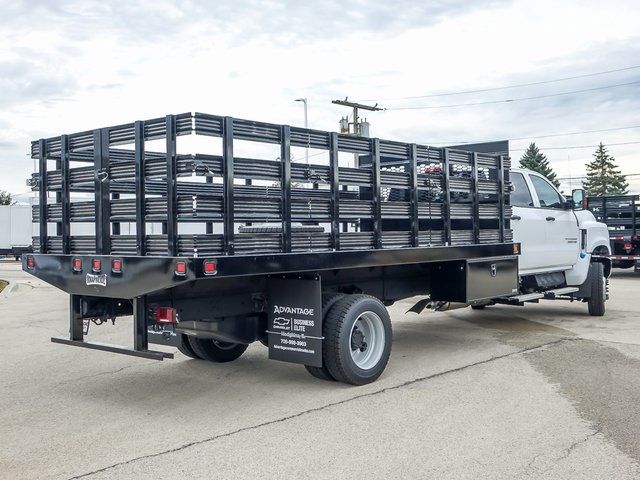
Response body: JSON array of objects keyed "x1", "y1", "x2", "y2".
[
  {"x1": 323, "y1": 294, "x2": 392, "y2": 386},
  {"x1": 588, "y1": 262, "x2": 606, "y2": 317},
  {"x1": 304, "y1": 293, "x2": 345, "y2": 382},
  {"x1": 186, "y1": 336, "x2": 248, "y2": 363},
  {"x1": 177, "y1": 334, "x2": 202, "y2": 359}
]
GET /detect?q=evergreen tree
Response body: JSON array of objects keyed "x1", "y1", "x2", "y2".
[
  {"x1": 518, "y1": 142, "x2": 560, "y2": 188},
  {"x1": 0, "y1": 190, "x2": 12, "y2": 205},
  {"x1": 582, "y1": 143, "x2": 628, "y2": 196}
]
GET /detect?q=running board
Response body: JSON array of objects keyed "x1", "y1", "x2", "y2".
[
  {"x1": 51, "y1": 337, "x2": 174, "y2": 361},
  {"x1": 508, "y1": 287, "x2": 579, "y2": 303}
]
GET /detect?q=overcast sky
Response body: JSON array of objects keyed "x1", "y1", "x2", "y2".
[{"x1": 1, "y1": 0, "x2": 639, "y2": 198}]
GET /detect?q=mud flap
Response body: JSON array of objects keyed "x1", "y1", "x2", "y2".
[{"x1": 267, "y1": 277, "x2": 323, "y2": 367}]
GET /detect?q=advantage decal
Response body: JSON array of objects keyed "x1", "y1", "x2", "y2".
[{"x1": 86, "y1": 273, "x2": 107, "y2": 287}]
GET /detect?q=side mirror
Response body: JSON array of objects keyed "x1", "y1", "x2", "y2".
[{"x1": 571, "y1": 188, "x2": 585, "y2": 210}]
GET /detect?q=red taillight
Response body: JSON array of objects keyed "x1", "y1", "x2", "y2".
[
  {"x1": 112, "y1": 259, "x2": 122, "y2": 273},
  {"x1": 72, "y1": 258, "x2": 82, "y2": 272},
  {"x1": 26, "y1": 256, "x2": 35, "y2": 270},
  {"x1": 624, "y1": 242, "x2": 633, "y2": 251},
  {"x1": 92, "y1": 259, "x2": 102, "y2": 272},
  {"x1": 155, "y1": 307, "x2": 177, "y2": 324},
  {"x1": 175, "y1": 261, "x2": 187, "y2": 276},
  {"x1": 203, "y1": 259, "x2": 217, "y2": 275}
]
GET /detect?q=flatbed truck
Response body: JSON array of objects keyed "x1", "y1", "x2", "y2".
[{"x1": 22, "y1": 113, "x2": 610, "y2": 385}]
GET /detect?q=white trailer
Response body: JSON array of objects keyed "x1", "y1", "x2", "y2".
[{"x1": 0, "y1": 205, "x2": 33, "y2": 259}]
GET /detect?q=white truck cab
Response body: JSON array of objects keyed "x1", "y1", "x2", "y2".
[{"x1": 499, "y1": 168, "x2": 611, "y2": 315}]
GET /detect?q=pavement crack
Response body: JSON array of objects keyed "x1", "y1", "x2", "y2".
[
  {"x1": 66, "y1": 337, "x2": 576, "y2": 479},
  {"x1": 55, "y1": 365, "x2": 141, "y2": 387}
]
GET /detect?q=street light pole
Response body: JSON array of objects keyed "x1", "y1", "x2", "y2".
[{"x1": 295, "y1": 98, "x2": 309, "y2": 165}]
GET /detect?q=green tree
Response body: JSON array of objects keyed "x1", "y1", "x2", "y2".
[
  {"x1": 518, "y1": 142, "x2": 560, "y2": 188},
  {"x1": 582, "y1": 143, "x2": 628, "y2": 196},
  {"x1": 0, "y1": 190, "x2": 12, "y2": 205}
]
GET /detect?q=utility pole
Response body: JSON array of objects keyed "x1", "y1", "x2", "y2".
[{"x1": 332, "y1": 98, "x2": 383, "y2": 137}]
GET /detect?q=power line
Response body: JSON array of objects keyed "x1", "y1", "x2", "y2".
[
  {"x1": 510, "y1": 141, "x2": 640, "y2": 152},
  {"x1": 361, "y1": 64, "x2": 640, "y2": 101},
  {"x1": 433, "y1": 124, "x2": 640, "y2": 145},
  {"x1": 383, "y1": 80, "x2": 640, "y2": 110},
  {"x1": 558, "y1": 173, "x2": 640, "y2": 180}
]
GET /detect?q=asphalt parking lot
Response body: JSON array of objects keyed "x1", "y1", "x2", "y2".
[{"x1": 1, "y1": 259, "x2": 639, "y2": 479}]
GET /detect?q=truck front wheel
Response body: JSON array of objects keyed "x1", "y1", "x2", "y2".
[
  {"x1": 322, "y1": 294, "x2": 392, "y2": 386},
  {"x1": 186, "y1": 336, "x2": 248, "y2": 362},
  {"x1": 588, "y1": 262, "x2": 606, "y2": 317}
]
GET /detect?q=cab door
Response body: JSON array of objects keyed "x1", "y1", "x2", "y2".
[
  {"x1": 509, "y1": 172, "x2": 547, "y2": 273},
  {"x1": 528, "y1": 173, "x2": 579, "y2": 269}
]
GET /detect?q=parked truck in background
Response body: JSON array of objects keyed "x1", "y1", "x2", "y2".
[
  {"x1": 21, "y1": 112, "x2": 611, "y2": 386},
  {"x1": 586, "y1": 194, "x2": 640, "y2": 273},
  {"x1": 0, "y1": 204, "x2": 33, "y2": 260}
]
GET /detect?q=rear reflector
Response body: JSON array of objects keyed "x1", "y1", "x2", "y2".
[
  {"x1": 72, "y1": 258, "x2": 82, "y2": 272},
  {"x1": 203, "y1": 260, "x2": 217, "y2": 275},
  {"x1": 155, "y1": 307, "x2": 177, "y2": 324},
  {"x1": 92, "y1": 259, "x2": 102, "y2": 272},
  {"x1": 26, "y1": 256, "x2": 35, "y2": 270},
  {"x1": 175, "y1": 261, "x2": 187, "y2": 276},
  {"x1": 112, "y1": 259, "x2": 122, "y2": 273}
]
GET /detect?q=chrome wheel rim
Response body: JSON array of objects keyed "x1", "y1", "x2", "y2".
[{"x1": 349, "y1": 311, "x2": 385, "y2": 370}]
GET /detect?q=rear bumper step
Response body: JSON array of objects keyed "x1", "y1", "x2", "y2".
[{"x1": 51, "y1": 337, "x2": 174, "y2": 361}]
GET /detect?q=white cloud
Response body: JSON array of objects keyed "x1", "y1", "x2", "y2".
[{"x1": 0, "y1": 0, "x2": 639, "y2": 195}]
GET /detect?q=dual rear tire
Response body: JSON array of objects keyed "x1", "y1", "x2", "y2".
[
  {"x1": 177, "y1": 293, "x2": 393, "y2": 385},
  {"x1": 178, "y1": 335, "x2": 248, "y2": 363},
  {"x1": 306, "y1": 293, "x2": 392, "y2": 386}
]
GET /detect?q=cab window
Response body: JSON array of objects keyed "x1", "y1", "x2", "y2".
[
  {"x1": 510, "y1": 172, "x2": 534, "y2": 207},
  {"x1": 530, "y1": 175, "x2": 564, "y2": 209}
]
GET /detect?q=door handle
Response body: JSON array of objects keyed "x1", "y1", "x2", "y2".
[
  {"x1": 510, "y1": 215, "x2": 521, "y2": 220},
  {"x1": 546, "y1": 216, "x2": 556, "y2": 221}
]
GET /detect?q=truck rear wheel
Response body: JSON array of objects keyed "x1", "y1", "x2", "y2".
[
  {"x1": 322, "y1": 294, "x2": 392, "y2": 386},
  {"x1": 305, "y1": 293, "x2": 345, "y2": 382},
  {"x1": 186, "y1": 336, "x2": 248, "y2": 362},
  {"x1": 588, "y1": 262, "x2": 606, "y2": 317},
  {"x1": 177, "y1": 334, "x2": 201, "y2": 359}
]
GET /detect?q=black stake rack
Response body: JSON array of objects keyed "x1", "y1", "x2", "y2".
[{"x1": 30, "y1": 112, "x2": 512, "y2": 257}]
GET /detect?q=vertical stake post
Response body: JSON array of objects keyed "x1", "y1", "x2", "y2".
[
  {"x1": 38, "y1": 139, "x2": 47, "y2": 253},
  {"x1": 222, "y1": 117, "x2": 235, "y2": 255},
  {"x1": 166, "y1": 115, "x2": 178, "y2": 256},
  {"x1": 471, "y1": 152, "x2": 480, "y2": 244},
  {"x1": 134, "y1": 121, "x2": 146, "y2": 256},
  {"x1": 442, "y1": 148, "x2": 452, "y2": 246},
  {"x1": 94, "y1": 129, "x2": 111, "y2": 254},
  {"x1": 372, "y1": 138, "x2": 382, "y2": 249},
  {"x1": 409, "y1": 144, "x2": 419, "y2": 247},
  {"x1": 281, "y1": 125, "x2": 292, "y2": 253},
  {"x1": 329, "y1": 132, "x2": 340, "y2": 250}
]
